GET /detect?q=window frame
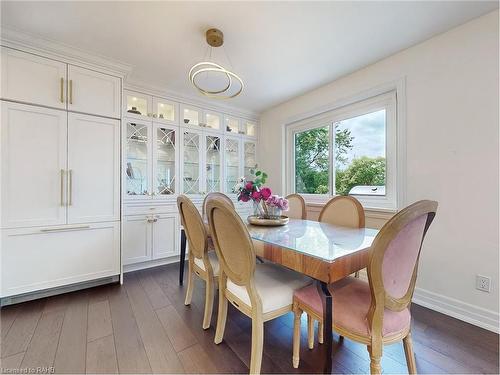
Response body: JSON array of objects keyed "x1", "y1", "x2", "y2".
[{"x1": 286, "y1": 89, "x2": 402, "y2": 211}]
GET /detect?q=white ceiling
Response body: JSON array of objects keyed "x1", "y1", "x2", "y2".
[{"x1": 1, "y1": 1, "x2": 498, "y2": 114}]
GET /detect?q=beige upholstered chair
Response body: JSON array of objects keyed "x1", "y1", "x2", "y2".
[
  {"x1": 292, "y1": 200, "x2": 438, "y2": 374},
  {"x1": 285, "y1": 194, "x2": 307, "y2": 220},
  {"x1": 318, "y1": 195, "x2": 365, "y2": 227},
  {"x1": 202, "y1": 192, "x2": 234, "y2": 221},
  {"x1": 177, "y1": 195, "x2": 219, "y2": 329},
  {"x1": 206, "y1": 198, "x2": 310, "y2": 374}
]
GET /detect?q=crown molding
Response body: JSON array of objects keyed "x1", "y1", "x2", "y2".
[
  {"x1": 0, "y1": 27, "x2": 132, "y2": 78},
  {"x1": 125, "y1": 79, "x2": 259, "y2": 120}
]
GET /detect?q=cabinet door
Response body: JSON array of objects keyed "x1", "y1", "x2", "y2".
[
  {"x1": 243, "y1": 141, "x2": 257, "y2": 179},
  {"x1": 224, "y1": 115, "x2": 240, "y2": 134},
  {"x1": 1, "y1": 47, "x2": 67, "y2": 110},
  {"x1": 205, "y1": 133, "x2": 222, "y2": 192},
  {"x1": 153, "y1": 125, "x2": 177, "y2": 197},
  {"x1": 153, "y1": 97, "x2": 178, "y2": 124},
  {"x1": 224, "y1": 137, "x2": 241, "y2": 193},
  {"x1": 181, "y1": 130, "x2": 202, "y2": 194},
  {"x1": 181, "y1": 105, "x2": 202, "y2": 127},
  {"x1": 67, "y1": 113, "x2": 120, "y2": 224},
  {"x1": 122, "y1": 215, "x2": 152, "y2": 265},
  {"x1": 152, "y1": 214, "x2": 177, "y2": 259},
  {"x1": 68, "y1": 65, "x2": 121, "y2": 118},
  {"x1": 1, "y1": 222, "x2": 120, "y2": 297},
  {"x1": 1, "y1": 102, "x2": 67, "y2": 228},
  {"x1": 124, "y1": 90, "x2": 152, "y2": 120},
  {"x1": 124, "y1": 119, "x2": 152, "y2": 198},
  {"x1": 203, "y1": 110, "x2": 222, "y2": 130}
]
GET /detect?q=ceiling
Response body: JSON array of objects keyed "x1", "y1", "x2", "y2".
[{"x1": 1, "y1": 1, "x2": 498, "y2": 114}]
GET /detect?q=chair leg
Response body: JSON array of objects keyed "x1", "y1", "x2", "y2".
[
  {"x1": 318, "y1": 320, "x2": 324, "y2": 344},
  {"x1": 307, "y1": 314, "x2": 314, "y2": 349},
  {"x1": 250, "y1": 315, "x2": 264, "y2": 374},
  {"x1": 202, "y1": 277, "x2": 214, "y2": 330},
  {"x1": 292, "y1": 306, "x2": 302, "y2": 368},
  {"x1": 214, "y1": 288, "x2": 228, "y2": 344},
  {"x1": 367, "y1": 345, "x2": 382, "y2": 375},
  {"x1": 184, "y1": 259, "x2": 194, "y2": 306},
  {"x1": 403, "y1": 332, "x2": 417, "y2": 374}
]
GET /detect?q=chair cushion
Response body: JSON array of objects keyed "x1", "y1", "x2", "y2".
[
  {"x1": 194, "y1": 250, "x2": 220, "y2": 276},
  {"x1": 293, "y1": 277, "x2": 410, "y2": 338},
  {"x1": 227, "y1": 263, "x2": 311, "y2": 314}
]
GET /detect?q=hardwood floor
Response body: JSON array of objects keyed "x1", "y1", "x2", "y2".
[{"x1": 1, "y1": 263, "x2": 499, "y2": 374}]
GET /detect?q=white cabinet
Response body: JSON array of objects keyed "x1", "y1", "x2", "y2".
[
  {"x1": 1, "y1": 222, "x2": 120, "y2": 297},
  {"x1": 68, "y1": 65, "x2": 121, "y2": 118},
  {"x1": 1, "y1": 47, "x2": 121, "y2": 119},
  {"x1": 224, "y1": 136, "x2": 241, "y2": 193},
  {"x1": 67, "y1": 113, "x2": 120, "y2": 223},
  {"x1": 243, "y1": 140, "x2": 257, "y2": 179},
  {"x1": 152, "y1": 214, "x2": 178, "y2": 259},
  {"x1": 1, "y1": 47, "x2": 67, "y2": 110},
  {"x1": 122, "y1": 215, "x2": 152, "y2": 265},
  {"x1": 122, "y1": 212, "x2": 178, "y2": 265},
  {"x1": 1, "y1": 102, "x2": 68, "y2": 228},
  {"x1": 124, "y1": 90, "x2": 179, "y2": 124}
]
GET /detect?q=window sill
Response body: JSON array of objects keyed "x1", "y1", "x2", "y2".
[{"x1": 304, "y1": 200, "x2": 397, "y2": 216}]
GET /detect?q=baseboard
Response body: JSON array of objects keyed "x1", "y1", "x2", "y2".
[
  {"x1": 357, "y1": 270, "x2": 499, "y2": 333},
  {"x1": 412, "y1": 287, "x2": 499, "y2": 333},
  {"x1": 123, "y1": 256, "x2": 180, "y2": 273}
]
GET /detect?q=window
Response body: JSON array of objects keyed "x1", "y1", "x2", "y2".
[{"x1": 287, "y1": 91, "x2": 399, "y2": 210}]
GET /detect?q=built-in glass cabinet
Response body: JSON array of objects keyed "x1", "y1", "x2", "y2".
[
  {"x1": 125, "y1": 120, "x2": 150, "y2": 196},
  {"x1": 123, "y1": 89, "x2": 258, "y2": 200}
]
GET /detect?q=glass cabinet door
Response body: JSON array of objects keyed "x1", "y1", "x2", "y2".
[
  {"x1": 243, "y1": 121, "x2": 257, "y2": 137},
  {"x1": 154, "y1": 97, "x2": 177, "y2": 124},
  {"x1": 225, "y1": 116, "x2": 240, "y2": 134},
  {"x1": 182, "y1": 131, "x2": 201, "y2": 194},
  {"x1": 225, "y1": 138, "x2": 240, "y2": 193},
  {"x1": 182, "y1": 106, "x2": 201, "y2": 126},
  {"x1": 125, "y1": 121, "x2": 150, "y2": 196},
  {"x1": 244, "y1": 141, "x2": 256, "y2": 179},
  {"x1": 204, "y1": 111, "x2": 222, "y2": 130},
  {"x1": 155, "y1": 126, "x2": 176, "y2": 196},
  {"x1": 124, "y1": 90, "x2": 152, "y2": 119},
  {"x1": 205, "y1": 134, "x2": 221, "y2": 192}
]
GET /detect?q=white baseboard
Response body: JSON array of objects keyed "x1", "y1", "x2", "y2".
[
  {"x1": 412, "y1": 287, "x2": 499, "y2": 333},
  {"x1": 357, "y1": 270, "x2": 499, "y2": 333},
  {"x1": 123, "y1": 256, "x2": 180, "y2": 273}
]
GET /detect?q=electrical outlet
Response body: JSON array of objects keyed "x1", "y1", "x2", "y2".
[{"x1": 476, "y1": 275, "x2": 491, "y2": 293}]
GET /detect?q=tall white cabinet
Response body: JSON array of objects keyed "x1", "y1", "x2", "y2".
[{"x1": 0, "y1": 47, "x2": 122, "y2": 301}]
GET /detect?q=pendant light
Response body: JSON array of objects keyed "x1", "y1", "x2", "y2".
[{"x1": 189, "y1": 28, "x2": 244, "y2": 99}]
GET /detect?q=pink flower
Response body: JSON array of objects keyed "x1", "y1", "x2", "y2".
[
  {"x1": 245, "y1": 182, "x2": 253, "y2": 190},
  {"x1": 240, "y1": 194, "x2": 250, "y2": 202},
  {"x1": 251, "y1": 191, "x2": 262, "y2": 201},
  {"x1": 260, "y1": 187, "x2": 272, "y2": 200}
]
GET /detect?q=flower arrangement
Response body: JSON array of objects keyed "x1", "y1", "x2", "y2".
[{"x1": 233, "y1": 169, "x2": 289, "y2": 219}]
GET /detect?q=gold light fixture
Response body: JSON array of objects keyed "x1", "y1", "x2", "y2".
[{"x1": 189, "y1": 28, "x2": 244, "y2": 99}]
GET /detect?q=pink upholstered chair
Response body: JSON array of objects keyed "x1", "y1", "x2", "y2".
[{"x1": 292, "y1": 200, "x2": 438, "y2": 374}]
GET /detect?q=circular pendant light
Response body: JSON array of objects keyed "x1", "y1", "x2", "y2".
[{"x1": 189, "y1": 28, "x2": 244, "y2": 99}]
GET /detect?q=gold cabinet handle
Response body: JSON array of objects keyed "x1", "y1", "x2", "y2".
[
  {"x1": 60, "y1": 169, "x2": 65, "y2": 206},
  {"x1": 69, "y1": 80, "x2": 73, "y2": 104},
  {"x1": 60, "y1": 78, "x2": 64, "y2": 103},
  {"x1": 68, "y1": 169, "x2": 73, "y2": 205}
]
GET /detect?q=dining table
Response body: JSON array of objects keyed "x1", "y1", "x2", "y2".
[{"x1": 178, "y1": 218, "x2": 379, "y2": 374}]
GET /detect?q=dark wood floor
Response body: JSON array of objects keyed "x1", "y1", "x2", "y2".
[{"x1": 1, "y1": 263, "x2": 498, "y2": 374}]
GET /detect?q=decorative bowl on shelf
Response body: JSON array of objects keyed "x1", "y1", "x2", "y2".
[
  {"x1": 184, "y1": 119, "x2": 190, "y2": 124},
  {"x1": 247, "y1": 215, "x2": 289, "y2": 227},
  {"x1": 127, "y1": 106, "x2": 141, "y2": 115}
]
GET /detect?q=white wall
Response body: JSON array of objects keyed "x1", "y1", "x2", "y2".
[{"x1": 259, "y1": 11, "x2": 499, "y2": 331}]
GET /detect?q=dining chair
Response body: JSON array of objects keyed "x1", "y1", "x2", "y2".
[
  {"x1": 292, "y1": 200, "x2": 438, "y2": 374},
  {"x1": 202, "y1": 192, "x2": 234, "y2": 221},
  {"x1": 305, "y1": 195, "x2": 366, "y2": 348},
  {"x1": 318, "y1": 195, "x2": 365, "y2": 227},
  {"x1": 177, "y1": 195, "x2": 219, "y2": 330},
  {"x1": 285, "y1": 193, "x2": 307, "y2": 220},
  {"x1": 206, "y1": 197, "x2": 311, "y2": 374}
]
